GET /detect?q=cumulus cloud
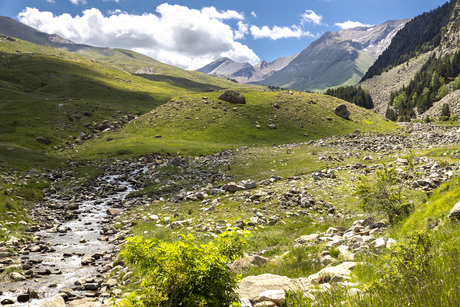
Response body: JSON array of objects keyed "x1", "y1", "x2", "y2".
[
  {"x1": 251, "y1": 11, "x2": 257, "y2": 18},
  {"x1": 18, "y1": 5, "x2": 259, "y2": 70},
  {"x1": 335, "y1": 20, "x2": 373, "y2": 29},
  {"x1": 234, "y1": 21, "x2": 249, "y2": 40},
  {"x1": 301, "y1": 10, "x2": 322, "y2": 25},
  {"x1": 250, "y1": 25, "x2": 313, "y2": 40}
]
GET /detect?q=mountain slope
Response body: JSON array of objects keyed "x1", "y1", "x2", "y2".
[
  {"x1": 197, "y1": 55, "x2": 297, "y2": 83},
  {"x1": 0, "y1": 16, "x2": 236, "y2": 90},
  {"x1": 255, "y1": 19, "x2": 408, "y2": 92},
  {"x1": 362, "y1": 0, "x2": 457, "y2": 81}
]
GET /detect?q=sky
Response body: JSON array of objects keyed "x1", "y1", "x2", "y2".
[{"x1": 0, "y1": 0, "x2": 451, "y2": 70}]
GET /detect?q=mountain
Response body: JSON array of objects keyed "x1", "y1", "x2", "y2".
[
  {"x1": 254, "y1": 19, "x2": 409, "y2": 92},
  {"x1": 0, "y1": 16, "x2": 234, "y2": 86},
  {"x1": 362, "y1": 0, "x2": 457, "y2": 81},
  {"x1": 359, "y1": 0, "x2": 460, "y2": 119},
  {"x1": 197, "y1": 19, "x2": 408, "y2": 92},
  {"x1": 197, "y1": 54, "x2": 297, "y2": 83}
]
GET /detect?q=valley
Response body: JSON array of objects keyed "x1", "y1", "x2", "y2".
[{"x1": 1, "y1": 0, "x2": 460, "y2": 306}]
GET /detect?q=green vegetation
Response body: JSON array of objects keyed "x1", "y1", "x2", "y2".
[
  {"x1": 118, "y1": 231, "x2": 248, "y2": 307},
  {"x1": 387, "y1": 51, "x2": 460, "y2": 121},
  {"x1": 74, "y1": 90, "x2": 397, "y2": 159},
  {"x1": 363, "y1": 0, "x2": 456, "y2": 81},
  {"x1": 325, "y1": 86, "x2": 374, "y2": 109}
]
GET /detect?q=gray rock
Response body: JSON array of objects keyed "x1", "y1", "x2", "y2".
[
  {"x1": 218, "y1": 90, "x2": 246, "y2": 104},
  {"x1": 36, "y1": 137, "x2": 52, "y2": 145},
  {"x1": 258, "y1": 290, "x2": 286, "y2": 305},
  {"x1": 334, "y1": 104, "x2": 350, "y2": 120},
  {"x1": 448, "y1": 201, "x2": 460, "y2": 219}
]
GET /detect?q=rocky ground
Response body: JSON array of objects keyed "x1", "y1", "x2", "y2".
[{"x1": 0, "y1": 123, "x2": 459, "y2": 306}]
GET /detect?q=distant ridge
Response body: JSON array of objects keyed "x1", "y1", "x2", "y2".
[{"x1": 198, "y1": 19, "x2": 408, "y2": 92}]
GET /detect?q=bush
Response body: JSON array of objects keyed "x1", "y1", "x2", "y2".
[
  {"x1": 355, "y1": 167, "x2": 413, "y2": 223},
  {"x1": 118, "y1": 231, "x2": 249, "y2": 307}
]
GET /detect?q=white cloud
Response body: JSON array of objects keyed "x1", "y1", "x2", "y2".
[
  {"x1": 301, "y1": 10, "x2": 322, "y2": 25},
  {"x1": 251, "y1": 11, "x2": 257, "y2": 18},
  {"x1": 335, "y1": 20, "x2": 373, "y2": 29},
  {"x1": 18, "y1": 5, "x2": 259, "y2": 70},
  {"x1": 250, "y1": 25, "x2": 313, "y2": 40},
  {"x1": 69, "y1": 0, "x2": 87, "y2": 5},
  {"x1": 103, "y1": 0, "x2": 120, "y2": 3},
  {"x1": 47, "y1": 0, "x2": 56, "y2": 3}
]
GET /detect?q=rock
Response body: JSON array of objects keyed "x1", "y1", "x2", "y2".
[
  {"x1": 17, "y1": 293, "x2": 30, "y2": 303},
  {"x1": 386, "y1": 238, "x2": 397, "y2": 248},
  {"x1": 240, "y1": 298, "x2": 253, "y2": 307},
  {"x1": 36, "y1": 137, "x2": 52, "y2": 145},
  {"x1": 81, "y1": 256, "x2": 96, "y2": 265},
  {"x1": 231, "y1": 255, "x2": 269, "y2": 273},
  {"x1": 38, "y1": 296, "x2": 66, "y2": 307},
  {"x1": 1, "y1": 299, "x2": 14, "y2": 305},
  {"x1": 107, "y1": 208, "x2": 122, "y2": 216},
  {"x1": 447, "y1": 201, "x2": 460, "y2": 220},
  {"x1": 84, "y1": 283, "x2": 99, "y2": 290},
  {"x1": 224, "y1": 182, "x2": 245, "y2": 193},
  {"x1": 294, "y1": 234, "x2": 319, "y2": 245},
  {"x1": 254, "y1": 301, "x2": 277, "y2": 307},
  {"x1": 237, "y1": 274, "x2": 300, "y2": 301},
  {"x1": 309, "y1": 262, "x2": 356, "y2": 280},
  {"x1": 218, "y1": 90, "x2": 246, "y2": 104},
  {"x1": 258, "y1": 289, "x2": 285, "y2": 304},
  {"x1": 9, "y1": 271, "x2": 26, "y2": 281},
  {"x1": 267, "y1": 124, "x2": 277, "y2": 129},
  {"x1": 334, "y1": 104, "x2": 350, "y2": 120}
]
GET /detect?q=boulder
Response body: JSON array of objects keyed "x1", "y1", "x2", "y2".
[
  {"x1": 258, "y1": 290, "x2": 286, "y2": 305},
  {"x1": 38, "y1": 296, "x2": 66, "y2": 307},
  {"x1": 448, "y1": 201, "x2": 460, "y2": 220},
  {"x1": 36, "y1": 137, "x2": 52, "y2": 145},
  {"x1": 218, "y1": 90, "x2": 246, "y2": 104},
  {"x1": 334, "y1": 104, "x2": 350, "y2": 120}
]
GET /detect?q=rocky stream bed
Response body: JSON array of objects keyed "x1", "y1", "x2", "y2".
[{"x1": 1, "y1": 123, "x2": 460, "y2": 306}]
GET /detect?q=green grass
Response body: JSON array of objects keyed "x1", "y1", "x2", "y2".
[{"x1": 73, "y1": 90, "x2": 398, "y2": 159}]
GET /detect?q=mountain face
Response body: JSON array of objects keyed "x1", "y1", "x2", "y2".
[
  {"x1": 255, "y1": 19, "x2": 409, "y2": 92},
  {"x1": 197, "y1": 19, "x2": 408, "y2": 92},
  {"x1": 197, "y1": 54, "x2": 297, "y2": 83}
]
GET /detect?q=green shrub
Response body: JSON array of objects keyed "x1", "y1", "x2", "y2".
[
  {"x1": 118, "y1": 231, "x2": 249, "y2": 307},
  {"x1": 355, "y1": 167, "x2": 413, "y2": 223}
]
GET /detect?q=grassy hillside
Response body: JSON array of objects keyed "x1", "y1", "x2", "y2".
[
  {"x1": 0, "y1": 35, "x2": 244, "y2": 170},
  {"x1": 73, "y1": 89, "x2": 398, "y2": 158}
]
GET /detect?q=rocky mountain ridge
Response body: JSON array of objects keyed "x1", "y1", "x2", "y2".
[{"x1": 198, "y1": 19, "x2": 408, "y2": 92}]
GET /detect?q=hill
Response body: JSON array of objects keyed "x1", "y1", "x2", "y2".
[{"x1": 73, "y1": 89, "x2": 398, "y2": 159}]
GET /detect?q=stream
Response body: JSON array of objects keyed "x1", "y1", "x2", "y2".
[{"x1": 0, "y1": 166, "x2": 144, "y2": 306}]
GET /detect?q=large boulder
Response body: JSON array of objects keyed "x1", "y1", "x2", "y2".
[
  {"x1": 334, "y1": 104, "x2": 350, "y2": 120},
  {"x1": 218, "y1": 90, "x2": 246, "y2": 104},
  {"x1": 36, "y1": 137, "x2": 51, "y2": 145},
  {"x1": 447, "y1": 201, "x2": 460, "y2": 219}
]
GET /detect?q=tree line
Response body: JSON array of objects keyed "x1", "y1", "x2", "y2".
[
  {"x1": 325, "y1": 86, "x2": 374, "y2": 109},
  {"x1": 386, "y1": 51, "x2": 460, "y2": 121}
]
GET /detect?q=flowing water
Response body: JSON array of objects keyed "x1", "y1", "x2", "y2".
[{"x1": 0, "y1": 169, "x2": 141, "y2": 305}]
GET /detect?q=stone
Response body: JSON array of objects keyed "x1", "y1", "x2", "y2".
[
  {"x1": 81, "y1": 256, "x2": 96, "y2": 265},
  {"x1": 38, "y1": 296, "x2": 66, "y2": 307},
  {"x1": 334, "y1": 104, "x2": 350, "y2": 120},
  {"x1": 36, "y1": 137, "x2": 52, "y2": 145},
  {"x1": 447, "y1": 201, "x2": 460, "y2": 220},
  {"x1": 308, "y1": 262, "x2": 356, "y2": 280},
  {"x1": 107, "y1": 208, "x2": 122, "y2": 216},
  {"x1": 237, "y1": 274, "x2": 302, "y2": 301},
  {"x1": 9, "y1": 271, "x2": 26, "y2": 281},
  {"x1": 1, "y1": 299, "x2": 14, "y2": 305},
  {"x1": 254, "y1": 301, "x2": 277, "y2": 307},
  {"x1": 294, "y1": 233, "x2": 319, "y2": 245},
  {"x1": 240, "y1": 298, "x2": 253, "y2": 307},
  {"x1": 258, "y1": 290, "x2": 285, "y2": 305},
  {"x1": 17, "y1": 293, "x2": 30, "y2": 303},
  {"x1": 372, "y1": 238, "x2": 386, "y2": 248},
  {"x1": 218, "y1": 90, "x2": 246, "y2": 104}
]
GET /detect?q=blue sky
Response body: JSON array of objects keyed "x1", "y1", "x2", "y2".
[{"x1": 0, "y1": 0, "x2": 450, "y2": 70}]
